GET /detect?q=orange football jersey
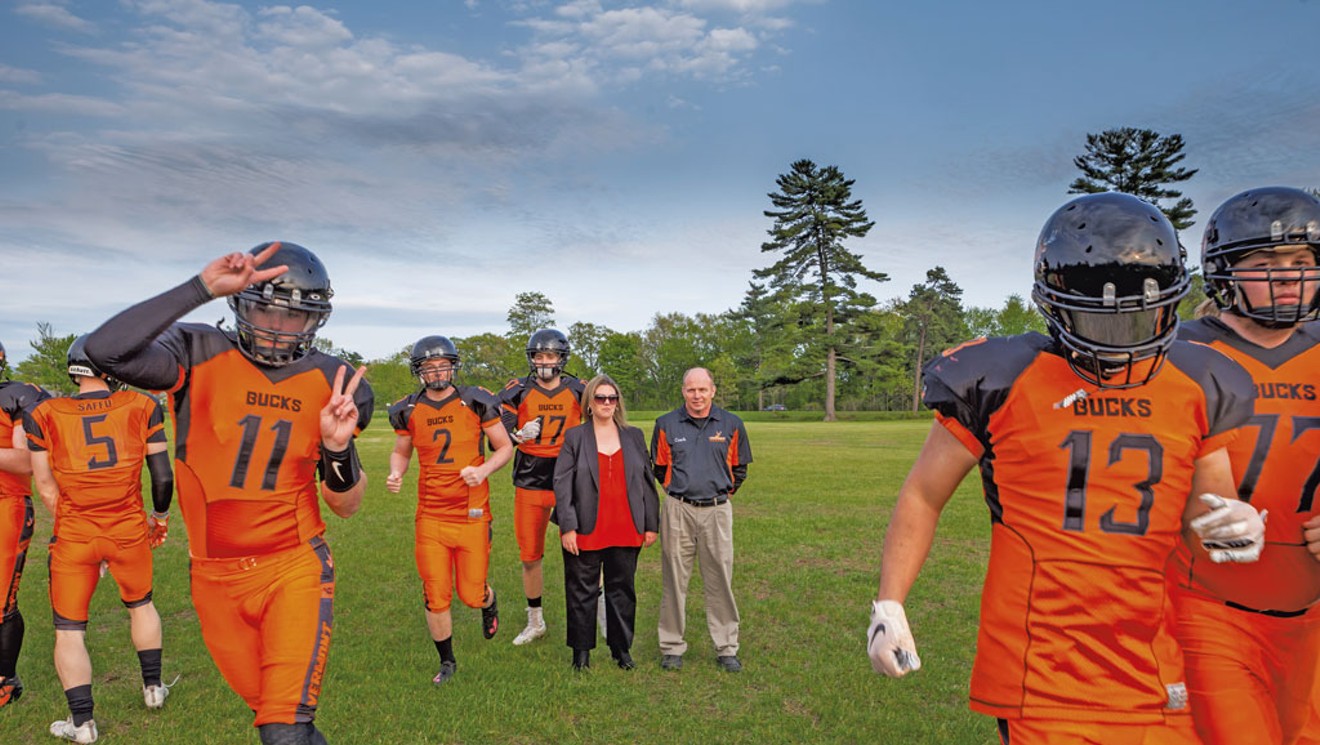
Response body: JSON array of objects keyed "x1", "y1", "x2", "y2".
[
  {"x1": 500, "y1": 375, "x2": 584, "y2": 490},
  {"x1": 1168, "y1": 318, "x2": 1320, "y2": 612},
  {"x1": 923, "y1": 333, "x2": 1254, "y2": 723},
  {"x1": 0, "y1": 381, "x2": 50, "y2": 500},
  {"x1": 24, "y1": 390, "x2": 165, "y2": 540},
  {"x1": 390, "y1": 386, "x2": 501, "y2": 522},
  {"x1": 157, "y1": 324, "x2": 372, "y2": 559}
]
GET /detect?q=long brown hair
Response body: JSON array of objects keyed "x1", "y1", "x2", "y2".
[{"x1": 581, "y1": 374, "x2": 628, "y2": 428}]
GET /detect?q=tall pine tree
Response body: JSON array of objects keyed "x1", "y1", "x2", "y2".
[
  {"x1": 756, "y1": 159, "x2": 886, "y2": 420},
  {"x1": 1069, "y1": 127, "x2": 1198, "y2": 230}
]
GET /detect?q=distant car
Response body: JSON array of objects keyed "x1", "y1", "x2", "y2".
[{"x1": 763, "y1": 404, "x2": 786, "y2": 411}]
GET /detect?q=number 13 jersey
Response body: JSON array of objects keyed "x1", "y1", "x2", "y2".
[{"x1": 922, "y1": 333, "x2": 1253, "y2": 723}]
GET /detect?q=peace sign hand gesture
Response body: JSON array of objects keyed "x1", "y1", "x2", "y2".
[
  {"x1": 322, "y1": 364, "x2": 368, "y2": 452},
  {"x1": 200, "y1": 242, "x2": 288, "y2": 298}
]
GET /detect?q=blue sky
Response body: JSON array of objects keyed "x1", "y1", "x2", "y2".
[{"x1": 3, "y1": 0, "x2": 1320, "y2": 363}]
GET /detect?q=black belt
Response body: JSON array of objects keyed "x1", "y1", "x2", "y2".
[
  {"x1": 1225, "y1": 600, "x2": 1310, "y2": 618},
  {"x1": 671, "y1": 494, "x2": 727, "y2": 508}
]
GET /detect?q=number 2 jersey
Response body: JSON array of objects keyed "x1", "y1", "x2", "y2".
[
  {"x1": 1168, "y1": 317, "x2": 1320, "y2": 613},
  {"x1": 498, "y1": 375, "x2": 584, "y2": 490},
  {"x1": 84, "y1": 277, "x2": 374, "y2": 560},
  {"x1": 0, "y1": 380, "x2": 51, "y2": 500},
  {"x1": 389, "y1": 386, "x2": 501, "y2": 522},
  {"x1": 23, "y1": 390, "x2": 165, "y2": 541},
  {"x1": 922, "y1": 333, "x2": 1254, "y2": 723}
]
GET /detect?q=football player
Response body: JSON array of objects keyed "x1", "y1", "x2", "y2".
[
  {"x1": 386, "y1": 336, "x2": 513, "y2": 685},
  {"x1": 26, "y1": 335, "x2": 176, "y2": 743},
  {"x1": 498, "y1": 329, "x2": 585, "y2": 645},
  {"x1": 0, "y1": 339, "x2": 51, "y2": 708},
  {"x1": 1168, "y1": 186, "x2": 1320, "y2": 745},
  {"x1": 868, "y1": 192, "x2": 1265, "y2": 744},
  {"x1": 85, "y1": 242, "x2": 372, "y2": 745}
]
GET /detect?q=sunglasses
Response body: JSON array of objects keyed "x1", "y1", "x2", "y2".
[{"x1": 593, "y1": 394, "x2": 620, "y2": 403}]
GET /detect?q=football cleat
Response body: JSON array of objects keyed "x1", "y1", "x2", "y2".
[
  {"x1": 143, "y1": 675, "x2": 178, "y2": 710},
  {"x1": 432, "y1": 660, "x2": 457, "y2": 686},
  {"x1": 481, "y1": 587, "x2": 499, "y2": 639},
  {"x1": 512, "y1": 607, "x2": 546, "y2": 646},
  {"x1": 49, "y1": 717, "x2": 99, "y2": 743},
  {"x1": 0, "y1": 675, "x2": 23, "y2": 707}
]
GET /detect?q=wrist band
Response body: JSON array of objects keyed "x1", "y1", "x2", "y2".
[{"x1": 321, "y1": 441, "x2": 362, "y2": 493}]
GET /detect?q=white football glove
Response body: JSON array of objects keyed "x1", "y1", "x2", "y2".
[
  {"x1": 513, "y1": 418, "x2": 541, "y2": 444},
  {"x1": 868, "y1": 600, "x2": 922, "y2": 677},
  {"x1": 1190, "y1": 493, "x2": 1267, "y2": 564}
]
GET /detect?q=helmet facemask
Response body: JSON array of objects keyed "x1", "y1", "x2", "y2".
[
  {"x1": 1205, "y1": 247, "x2": 1320, "y2": 329},
  {"x1": 412, "y1": 356, "x2": 460, "y2": 391},
  {"x1": 1036, "y1": 275, "x2": 1187, "y2": 389},
  {"x1": 230, "y1": 285, "x2": 331, "y2": 367},
  {"x1": 529, "y1": 351, "x2": 565, "y2": 382}
]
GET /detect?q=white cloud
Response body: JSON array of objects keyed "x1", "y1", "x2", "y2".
[
  {"x1": 0, "y1": 90, "x2": 125, "y2": 116},
  {"x1": 520, "y1": 2, "x2": 779, "y2": 83},
  {"x1": 0, "y1": 65, "x2": 43, "y2": 85},
  {"x1": 14, "y1": 1, "x2": 95, "y2": 33}
]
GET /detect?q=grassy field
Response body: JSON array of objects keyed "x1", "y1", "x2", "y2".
[{"x1": 2, "y1": 417, "x2": 999, "y2": 744}]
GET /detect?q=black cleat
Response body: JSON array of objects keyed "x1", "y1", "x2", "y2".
[
  {"x1": 0, "y1": 675, "x2": 22, "y2": 707},
  {"x1": 481, "y1": 587, "x2": 499, "y2": 639},
  {"x1": 432, "y1": 660, "x2": 457, "y2": 685}
]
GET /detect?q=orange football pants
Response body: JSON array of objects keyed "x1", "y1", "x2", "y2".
[
  {"x1": 190, "y1": 536, "x2": 335, "y2": 727},
  {"x1": 0, "y1": 496, "x2": 33, "y2": 619},
  {"x1": 48, "y1": 529, "x2": 153, "y2": 629},
  {"x1": 514, "y1": 487, "x2": 556, "y2": 563},
  {"x1": 416, "y1": 518, "x2": 490, "y2": 612},
  {"x1": 1171, "y1": 588, "x2": 1320, "y2": 745},
  {"x1": 997, "y1": 714, "x2": 1200, "y2": 744}
]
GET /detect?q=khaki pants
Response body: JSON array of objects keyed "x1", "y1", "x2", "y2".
[{"x1": 658, "y1": 498, "x2": 739, "y2": 657}]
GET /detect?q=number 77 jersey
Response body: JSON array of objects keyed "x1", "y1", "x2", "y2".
[
  {"x1": 921, "y1": 333, "x2": 1254, "y2": 723},
  {"x1": 1170, "y1": 318, "x2": 1320, "y2": 612}
]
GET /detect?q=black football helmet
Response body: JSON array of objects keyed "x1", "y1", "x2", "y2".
[
  {"x1": 410, "y1": 335, "x2": 461, "y2": 391},
  {"x1": 1202, "y1": 186, "x2": 1320, "y2": 328},
  {"x1": 67, "y1": 334, "x2": 120, "y2": 389},
  {"x1": 1032, "y1": 192, "x2": 1190, "y2": 389},
  {"x1": 228, "y1": 242, "x2": 333, "y2": 367},
  {"x1": 526, "y1": 328, "x2": 570, "y2": 381}
]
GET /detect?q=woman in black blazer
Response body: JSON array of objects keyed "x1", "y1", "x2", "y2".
[{"x1": 553, "y1": 374, "x2": 659, "y2": 670}]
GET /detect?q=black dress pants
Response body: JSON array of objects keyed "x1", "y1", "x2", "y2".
[{"x1": 562, "y1": 545, "x2": 641, "y2": 653}]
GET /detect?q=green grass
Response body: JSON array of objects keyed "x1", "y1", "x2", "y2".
[{"x1": 3, "y1": 419, "x2": 997, "y2": 744}]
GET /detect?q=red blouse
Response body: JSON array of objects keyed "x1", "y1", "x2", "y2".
[{"x1": 578, "y1": 449, "x2": 644, "y2": 551}]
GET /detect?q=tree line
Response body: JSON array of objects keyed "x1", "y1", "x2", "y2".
[{"x1": 10, "y1": 127, "x2": 1218, "y2": 415}]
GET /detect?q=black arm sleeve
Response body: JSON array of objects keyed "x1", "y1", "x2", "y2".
[
  {"x1": 146, "y1": 450, "x2": 174, "y2": 514},
  {"x1": 85, "y1": 276, "x2": 214, "y2": 391}
]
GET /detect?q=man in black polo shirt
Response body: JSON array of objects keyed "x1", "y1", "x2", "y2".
[{"x1": 651, "y1": 367, "x2": 752, "y2": 673}]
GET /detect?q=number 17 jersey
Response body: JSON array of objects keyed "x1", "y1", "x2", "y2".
[{"x1": 922, "y1": 333, "x2": 1253, "y2": 723}]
